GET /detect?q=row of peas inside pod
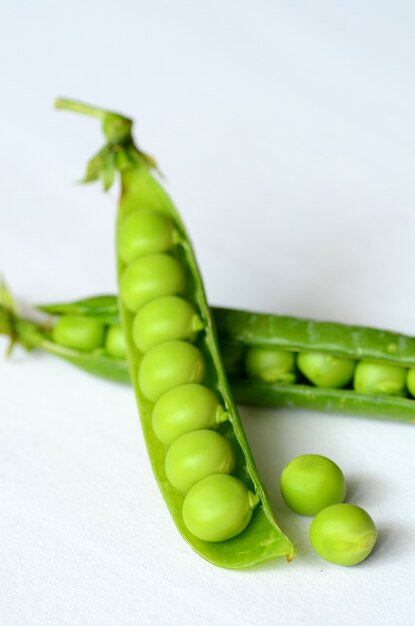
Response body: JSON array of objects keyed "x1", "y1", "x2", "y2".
[
  {"x1": 280, "y1": 454, "x2": 377, "y2": 566},
  {"x1": 226, "y1": 344, "x2": 415, "y2": 397},
  {"x1": 116, "y1": 206, "x2": 259, "y2": 542},
  {"x1": 52, "y1": 315, "x2": 126, "y2": 358}
]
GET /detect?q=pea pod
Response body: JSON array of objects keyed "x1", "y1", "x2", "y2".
[
  {"x1": 3, "y1": 290, "x2": 415, "y2": 423},
  {"x1": 55, "y1": 98, "x2": 294, "y2": 568}
]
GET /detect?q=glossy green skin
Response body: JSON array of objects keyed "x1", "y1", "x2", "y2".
[
  {"x1": 182, "y1": 475, "x2": 258, "y2": 542},
  {"x1": 165, "y1": 429, "x2": 235, "y2": 492},
  {"x1": 138, "y1": 340, "x2": 205, "y2": 402},
  {"x1": 105, "y1": 326, "x2": 126, "y2": 358},
  {"x1": 245, "y1": 347, "x2": 296, "y2": 383},
  {"x1": 55, "y1": 98, "x2": 295, "y2": 568},
  {"x1": 132, "y1": 296, "x2": 201, "y2": 353},
  {"x1": 152, "y1": 384, "x2": 226, "y2": 445},
  {"x1": 406, "y1": 369, "x2": 415, "y2": 398},
  {"x1": 280, "y1": 454, "x2": 346, "y2": 516},
  {"x1": 297, "y1": 352, "x2": 356, "y2": 388},
  {"x1": 310, "y1": 504, "x2": 377, "y2": 566},
  {"x1": 120, "y1": 253, "x2": 186, "y2": 312},
  {"x1": 117, "y1": 208, "x2": 176, "y2": 264},
  {"x1": 354, "y1": 361, "x2": 407, "y2": 396},
  {"x1": 52, "y1": 315, "x2": 105, "y2": 352}
]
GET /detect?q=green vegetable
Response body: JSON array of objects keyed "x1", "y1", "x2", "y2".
[
  {"x1": 52, "y1": 315, "x2": 105, "y2": 352},
  {"x1": 406, "y1": 369, "x2": 415, "y2": 398},
  {"x1": 182, "y1": 474, "x2": 259, "y2": 542},
  {"x1": 354, "y1": 361, "x2": 407, "y2": 396},
  {"x1": 4, "y1": 292, "x2": 415, "y2": 423},
  {"x1": 138, "y1": 340, "x2": 205, "y2": 402},
  {"x1": 297, "y1": 352, "x2": 355, "y2": 388},
  {"x1": 120, "y1": 253, "x2": 186, "y2": 312},
  {"x1": 152, "y1": 384, "x2": 228, "y2": 445},
  {"x1": 309, "y1": 503, "x2": 377, "y2": 566},
  {"x1": 105, "y1": 325, "x2": 126, "y2": 358},
  {"x1": 117, "y1": 207, "x2": 177, "y2": 264},
  {"x1": 55, "y1": 98, "x2": 294, "y2": 568},
  {"x1": 245, "y1": 347, "x2": 296, "y2": 383},
  {"x1": 165, "y1": 429, "x2": 235, "y2": 492},
  {"x1": 132, "y1": 296, "x2": 202, "y2": 353},
  {"x1": 280, "y1": 454, "x2": 346, "y2": 516}
]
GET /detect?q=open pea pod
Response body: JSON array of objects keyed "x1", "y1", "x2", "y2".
[
  {"x1": 37, "y1": 294, "x2": 415, "y2": 424},
  {"x1": 55, "y1": 98, "x2": 294, "y2": 568}
]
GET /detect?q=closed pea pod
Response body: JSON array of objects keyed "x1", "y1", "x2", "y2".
[
  {"x1": 165, "y1": 429, "x2": 235, "y2": 492},
  {"x1": 117, "y1": 208, "x2": 177, "y2": 264},
  {"x1": 132, "y1": 296, "x2": 202, "y2": 353},
  {"x1": 56, "y1": 98, "x2": 294, "y2": 567}
]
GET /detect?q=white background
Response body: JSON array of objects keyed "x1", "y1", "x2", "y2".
[{"x1": 1, "y1": 1, "x2": 415, "y2": 625}]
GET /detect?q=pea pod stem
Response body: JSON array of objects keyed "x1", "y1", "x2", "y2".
[{"x1": 55, "y1": 98, "x2": 109, "y2": 120}]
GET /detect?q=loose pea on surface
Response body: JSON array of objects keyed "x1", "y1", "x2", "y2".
[
  {"x1": 105, "y1": 325, "x2": 127, "y2": 358},
  {"x1": 152, "y1": 384, "x2": 227, "y2": 445},
  {"x1": 120, "y1": 253, "x2": 186, "y2": 312},
  {"x1": 132, "y1": 296, "x2": 202, "y2": 353},
  {"x1": 280, "y1": 454, "x2": 346, "y2": 516},
  {"x1": 52, "y1": 316, "x2": 105, "y2": 352},
  {"x1": 165, "y1": 429, "x2": 235, "y2": 493},
  {"x1": 139, "y1": 340, "x2": 205, "y2": 402},
  {"x1": 310, "y1": 503, "x2": 377, "y2": 566},
  {"x1": 297, "y1": 352, "x2": 355, "y2": 388},
  {"x1": 354, "y1": 361, "x2": 407, "y2": 396},
  {"x1": 117, "y1": 208, "x2": 176, "y2": 264},
  {"x1": 244, "y1": 347, "x2": 296, "y2": 383},
  {"x1": 182, "y1": 474, "x2": 259, "y2": 542}
]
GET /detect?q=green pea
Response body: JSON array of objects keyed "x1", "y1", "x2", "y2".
[
  {"x1": 244, "y1": 347, "x2": 296, "y2": 383},
  {"x1": 406, "y1": 369, "x2": 415, "y2": 397},
  {"x1": 165, "y1": 430, "x2": 235, "y2": 493},
  {"x1": 120, "y1": 253, "x2": 186, "y2": 312},
  {"x1": 280, "y1": 454, "x2": 346, "y2": 516},
  {"x1": 152, "y1": 384, "x2": 227, "y2": 445},
  {"x1": 310, "y1": 504, "x2": 377, "y2": 566},
  {"x1": 297, "y1": 352, "x2": 355, "y2": 388},
  {"x1": 117, "y1": 208, "x2": 176, "y2": 264},
  {"x1": 105, "y1": 325, "x2": 127, "y2": 358},
  {"x1": 354, "y1": 361, "x2": 407, "y2": 396},
  {"x1": 139, "y1": 340, "x2": 205, "y2": 402},
  {"x1": 132, "y1": 296, "x2": 203, "y2": 353},
  {"x1": 182, "y1": 474, "x2": 259, "y2": 542},
  {"x1": 52, "y1": 316, "x2": 105, "y2": 352}
]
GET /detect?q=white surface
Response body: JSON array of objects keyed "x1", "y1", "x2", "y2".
[{"x1": 1, "y1": 1, "x2": 415, "y2": 625}]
